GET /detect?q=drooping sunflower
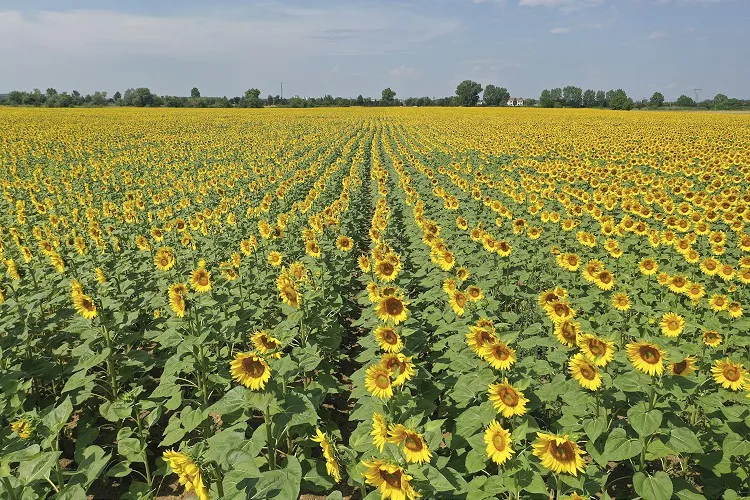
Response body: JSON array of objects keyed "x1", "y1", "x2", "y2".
[
  {"x1": 479, "y1": 341, "x2": 517, "y2": 371},
  {"x1": 251, "y1": 331, "x2": 282, "y2": 355},
  {"x1": 72, "y1": 292, "x2": 98, "y2": 320},
  {"x1": 162, "y1": 449, "x2": 210, "y2": 500},
  {"x1": 381, "y1": 353, "x2": 415, "y2": 386},
  {"x1": 358, "y1": 255, "x2": 371, "y2": 273},
  {"x1": 374, "y1": 326, "x2": 404, "y2": 353},
  {"x1": 488, "y1": 379, "x2": 528, "y2": 417},
  {"x1": 711, "y1": 359, "x2": 746, "y2": 391},
  {"x1": 577, "y1": 334, "x2": 615, "y2": 367},
  {"x1": 387, "y1": 424, "x2": 432, "y2": 464},
  {"x1": 669, "y1": 357, "x2": 697, "y2": 376},
  {"x1": 365, "y1": 364, "x2": 393, "y2": 399},
  {"x1": 312, "y1": 428, "x2": 341, "y2": 483},
  {"x1": 168, "y1": 283, "x2": 188, "y2": 318},
  {"x1": 277, "y1": 273, "x2": 301, "y2": 309},
  {"x1": 660, "y1": 312, "x2": 685, "y2": 338},
  {"x1": 484, "y1": 420, "x2": 514, "y2": 465},
  {"x1": 702, "y1": 330, "x2": 722, "y2": 347},
  {"x1": 371, "y1": 412, "x2": 389, "y2": 452},
  {"x1": 611, "y1": 293, "x2": 631, "y2": 311},
  {"x1": 376, "y1": 294, "x2": 409, "y2": 325},
  {"x1": 229, "y1": 351, "x2": 271, "y2": 391},
  {"x1": 450, "y1": 290, "x2": 468, "y2": 316},
  {"x1": 190, "y1": 266, "x2": 212, "y2": 294},
  {"x1": 626, "y1": 342, "x2": 666, "y2": 377},
  {"x1": 94, "y1": 267, "x2": 106, "y2": 284},
  {"x1": 568, "y1": 353, "x2": 602, "y2": 391},
  {"x1": 361, "y1": 459, "x2": 421, "y2": 500},
  {"x1": 532, "y1": 432, "x2": 586, "y2": 476}
]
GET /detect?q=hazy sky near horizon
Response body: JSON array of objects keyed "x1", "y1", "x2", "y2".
[{"x1": 1, "y1": 0, "x2": 748, "y2": 101}]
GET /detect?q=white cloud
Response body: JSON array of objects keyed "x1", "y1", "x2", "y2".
[{"x1": 550, "y1": 27, "x2": 571, "y2": 34}]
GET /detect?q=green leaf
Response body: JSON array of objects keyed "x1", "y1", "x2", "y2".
[
  {"x1": 250, "y1": 455, "x2": 302, "y2": 499},
  {"x1": 633, "y1": 471, "x2": 673, "y2": 500},
  {"x1": 117, "y1": 437, "x2": 145, "y2": 463},
  {"x1": 603, "y1": 428, "x2": 642, "y2": 461},
  {"x1": 465, "y1": 448, "x2": 488, "y2": 474},
  {"x1": 41, "y1": 397, "x2": 73, "y2": 435},
  {"x1": 667, "y1": 427, "x2": 703, "y2": 454},
  {"x1": 628, "y1": 405, "x2": 663, "y2": 437},
  {"x1": 584, "y1": 415, "x2": 607, "y2": 443},
  {"x1": 18, "y1": 451, "x2": 61, "y2": 485},
  {"x1": 67, "y1": 445, "x2": 110, "y2": 490},
  {"x1": 424, "y1": 465, "x2": 457, "y2": 492}
]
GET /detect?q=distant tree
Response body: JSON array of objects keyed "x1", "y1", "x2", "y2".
[
  {"x1": 122, "y1": 88, "x2": 157, "y2": 107},
  {"x1": 455, "y1": 80, "x2": 483, "y2": 106},
  {"x1": 113, "y1": 91, "x2": 122, "y2": 102},
  {"x1": 356, "y1": 94, "x2": 365, "y2": 106},
  {"x1": 549, "y1": 88, "x2": 563, "y2": 107},
  {"x1": 713, "y1": 93, "x2": 728, "y2": 106},
  {"x1": 562, "y1": 86, "x2": 583, "y2": 107},
  {"x1": 483, "y1": 84, "x2": 510, "y2": 106},
  {"x1": 675, "y1": 94, "x2": 696, "y2": 107},
  {"x1": 609, "y1": 89, "x2": 633, "y2": 110},
  {"x1": 191, "y1": 87, "x2": 201, "y2": 98},
  {"x1": 381, "y1": 87, "x2": 397, "y2": 105},
  {"x1": 46, "y1": 88, "x2": 58, "y2": 97},
  {"x1": 91, "y1": 91, "x2": 108, "y2": 106},
  {"x1": 595, "y1": 90, "x2": 606, "y2": 107},
  {"x1": 242, "y1": 88, "x2": 263, "y2": 108},
  {"x1": 582, "y1": 89, "x2": 596, "y2": 108},
  {"x1": 525, "y1": 98, "x2": 537, "y2": 106},
  {"x1": 539, "y1": 89, "x2": 554, "y2": 108},
  {"x1": 649, "y1": 92, "x2": 665, "y2": 107}
]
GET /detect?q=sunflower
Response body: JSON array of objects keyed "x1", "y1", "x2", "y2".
[
  {"x1": 484, "y1": 420, "x2": 514, "y2": 465},
  {"x1": 312, "y1": 428, "x2": 341, "y2": 482},
  {"x1": 594, "y1": 270, "x2": 615, "y2": 291},
  {"x1": 702, "y1": 330, "x2": 722, "y2": 347},
  {"x1": 376, "y1": 294, "x2": 409, "y2": 325},
  {"x1": 667, "y1": 275, "x2": 689, "y2": 294},
  {"x1": 190, "y1": 266, "x2": 212, "y2": 294},
  {"x1": 547, "y1": 301, "x2": 576, "y2": 324},
  {"x1": 569, "y1": 353, "x2": 602, "y2": 391},
  {"x1": 168, "y1": 283, "x2": 188, "y2": 317},
  {"x1": 230, "y1": 352, "x2": 271, "y2": 391},
  {"x1": 686, "y1": 283, "x2": 705, "y2": 302},
  {"x1": 251, "y1": 331, "x2": 282, "y2": 355},
  {"x1": 374, "y1": 326, "x2": 403, "y2": 353},
  {"x1": 366, "y1": 281, "x2": 380, "y2": 303},
  {"x1": 450, "y1": 290, "x2": 468, "y2": 316},
  {"x1": 554, "y1": 320, "x2": 581, "y2": 347},
  {"x1": 381, "y1": 353, "x2": 415, "y2": 386},
  {"x1": 708, "y1": 294, "x2": 729, "y2": 311},
  {"x1": 639, "y1": 257, "x2": 659, "y2": 276},
  {"x1": 700, "y1": 257, "x2": 720, "y2": 276},
  {"x1": 268, "y1": 251, "x2": 283, "y2": 267},
  {"x1": 488, "y1": 379, "x2": 528, "y2": 417},
  {"x1": 727, "y1": 301, "x2": 744, "y2": 319},
  {"x1": 660, "y1": 312, "x2": 685, "y2": 337},
  {"x1": 670, "y1": 357, "x2": 697, "y2": 376},
  {"x1": 626, "y1": 342, "x2": 666, "y2": 377},
  {"x1": 388, "y1": 425, "x2": 432, "y2": 464},
  {"x1": 532, "y1": 432, "x2": 586, "y2": 476},
  {"x1": 162, "y1": 450, "x2": 210, "y2": 500},
  {"x1": 336, "y1": 235, "x2": 354, "y2": 252},
  {"x1": 361, "y1": 459, "x2": 421, "y2": 500},
  {"x1": 611, "y1": 293, "x2": 631, "y2": 311},
  {"x1": 557, "y1": 253, "x2": 581, "y2": 272},
  {"x1": 358, "y1": 255, "x2": 371, "y2": 273},
  {"x1": 442, "y1": 278, "x2": 457, "y2": 295},
  {"x1": 456, "y1": 267, "x2": 469, "y2": 281},
  {"x1": 538, "y1": 288, "x2": 566, "y2": 309},
  {"x1": 94, "y1": 267, "x2": 106, "y2": 284},
  {"x1": 466, "y1": 285, "x2": 483, "y2": 302},
  {"x1": 577, "y1": 334, "x2": 615, "y2": 366},
  {"x1": 480, "y1": 341, "x2": 517, "y2": 371},
  {"x1": 154, "y1": 247, "x2": 176, "y2": 271},
  {"x1": 374, "y1": 259, "x2": 399, "y2": 282},
  {"x1": 712, "y1": 359, "x2": 746, "y2": 390},
  {"x1": 371, "y1": 412, "x2": 389, "y2": 452},
  {"x1": 72, "y1": 292, "x2": 98, "y2": 320},
  {"x1": 10, "y1": 416, "x2": 33, "y2": 439},
  {"x1": 466, "y1": 320, "x2": 497, "y2": 354},
  {"x1": 306, "y1": 240, "x2": 322, "y2": 259},
  {"x1": 365, "y1": 364, "x2": 393, "y2": 399},
  {"x1": 277, "y1": 273, "x2": 302, "y2": 309}
]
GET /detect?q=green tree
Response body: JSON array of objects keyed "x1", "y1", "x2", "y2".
[
  {"x1": 191, "y1": 87, "x2": 201, "y2": 98},
  {"x1": 242, "y1": 88, "x2": 263, "y2": 108},
  {"x1": 381, "y1": 87, "x2": 396, "y2": 105},
  {"x1": 609, "y1": 89, "x2": 633, "y2": 110},
  {"x1": 483, "y1": 85, "x2": 510, "y2": 106},
  {"x1": 595, "y1": 90, "x2": 606, "y2": 107},
  {"x1": 113, "y1": 91, "x2": 122, "y2": 102},
  {"x1": 455, "y1": 80, "x2": 483, "y2": 106},
  {"x1": 649, "y1": 92, "x2": 664, "y2": 107},
  {"x1": 582, "y1": 89, "x2": 596, "y2": 108},
  {"x1": 562, "y1": 85, "x2": 583, "y2": 107},
  {"x1": 675, "y1": 94, "x2": 696, "y2": 107},
  {"x1": 539, "y1": 89, "x2": 554, "y2": 108}
]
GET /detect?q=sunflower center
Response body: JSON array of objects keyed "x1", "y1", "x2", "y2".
[
  {"x1": 380, "y1": 262, "x2": 394, "y2": 276},
  {"x1": 404, "y1": 435, "x2": 423, "y2": 452},
  {"x1": 385, "y1": 297, "x2": 404, "y2": 316},
  {"x1": 241, "y1": 357, "x2": 266, "y2": 378},
  {"x1": 580, "y1": 364, "x2": 596, "y2": 380},
  {"x1": 82, "y1": 298, "x2": 95, "y2": 311},
  {"x1": 492, "y1": 432, "x2": 506, "y2": 451},
  {"x1": 499, "y1": 387, "x2": 519, "y2": 406},
  {"x1": 723, "y1": 366, "x2": 740, "y2": 382},
  {"x1": 561, "y1": 323, "x2": 577, "y2": 343},
  {"x1": 549, "y1": 441, "x2": 575, "y2": 462},
  {"x1": 554, "y1": 303, "x2": 569, "y2": 316},
  {"x1": 667, "y1": 319, "x2": 679, "y2": 330},
  {"x1": 599, "y1": 272, "x2": 612, "y2": 284},
  {"x1": 469, "y1": 288, "x2": 480, "y2": 298},
  {"x1": 381, "y1": 470, "x2": 402, "y2": 489},
  {"x1": 639, "y1": 346, "x2": 660, "y2": 364},
  {"x1": 160, "y1": 257, "x2": 169, "y2": 266},
  {"x1": 455, "y1": 293, "x2": 467, "y2": 307},
  {"x1": 493, "y1": 345, "x2": 510, "y2": 360},
  {"x1": 589, "y1": 340, "x2": 605, "y2": 356},
  {"x1": 567, "y1": 256, "x2": 577, "y2": 266},
  {"x1": 673, "y1": 360, "x2": 688, "y2": 374},
  {"x1": 375, "y1": 373, "x2": 390, "y2": 389},
  {"x1": 382, "y1": 330, "x2": 398, "y2": 344},
  {"x1": 261, "y1": 337, "x2": 279, "y2": 349},
  {"x1": 673, "y1": 277, "x2": 686, "y2": 287},
  {"x1": 644, "y1": 261, "x2": 654, "y2": 270},
  {"x1": 198, "y1": 273, "x2": 208, "y2": 286}
]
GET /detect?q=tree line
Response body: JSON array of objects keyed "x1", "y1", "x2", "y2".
[{"x1": 1, "y1": 82, "x2": 747, "y2": 110}]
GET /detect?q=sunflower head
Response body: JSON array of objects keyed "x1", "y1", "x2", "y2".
[
  {"x1": 532, "y1": 432, "x2": 586, "y2": 476},
  {"x1": 230, "y1": 351, "x2": 271, "y2": 391}
]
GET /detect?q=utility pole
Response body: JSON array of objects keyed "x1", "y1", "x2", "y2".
[{"x1": 280, "y1": 82, "x2": 283, "y2": 100}]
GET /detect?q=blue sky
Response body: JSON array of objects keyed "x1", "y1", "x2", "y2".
[{"x1": 0, "y1": 0, "x2": 747, "y2": 100}]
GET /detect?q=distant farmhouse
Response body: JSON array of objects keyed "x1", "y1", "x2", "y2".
[{"x1": 506, "y1": 97, "x2": 524, "y2": 107}]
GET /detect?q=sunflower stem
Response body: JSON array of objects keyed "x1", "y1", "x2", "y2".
[
  {"x1": 2, "y1": 476, "x2": 17, "y2": 500},
  {"x1": 265, "y1": 407, "x2": 276, "y2": 470},
  {"x1": 102, "y1": 324, "x2": 119, "y2": 401}
]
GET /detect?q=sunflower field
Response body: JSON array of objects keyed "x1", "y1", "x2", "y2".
[{"x1": 1, "y1": 107, "x2": 749, "y2": 500}]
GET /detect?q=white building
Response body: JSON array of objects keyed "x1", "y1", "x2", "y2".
[{"x1": 506, "y1": 97, "x2": 524, "y2": 107}]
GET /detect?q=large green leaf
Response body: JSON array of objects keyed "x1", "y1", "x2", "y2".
[
  {"x1": 603, "y1": 428, "x2": 642, "y2": 461},
  {"x1": 633, "y1": 471, "x2": 673, "y2": 500}
]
